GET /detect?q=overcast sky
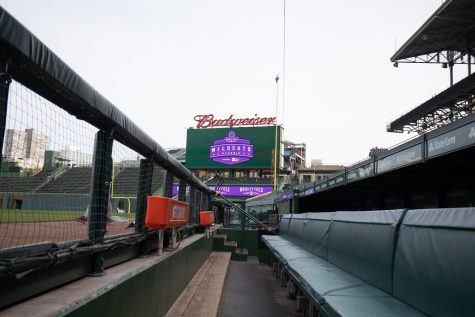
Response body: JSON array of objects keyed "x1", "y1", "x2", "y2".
[{"x1": 0, "y1": 0, "x2": 463, "y2": 166}]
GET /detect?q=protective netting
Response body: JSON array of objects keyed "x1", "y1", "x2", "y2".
[
  {"x1": 0, "y1": 81, "x2": 97, "y2": 248},
  {"x1": 101, "y1": 140, "x2": 150, "y2": 237},
  {"x1": 0, "y1": 82, "x2": 183, "y2": 249},
  {"x1": 0, "y1": 81, "x2": 209, "y2": 250}
]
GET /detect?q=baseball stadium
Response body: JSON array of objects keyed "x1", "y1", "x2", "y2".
[{"x1": 1, "y1": 1, "x2": 475, "y2": 316}]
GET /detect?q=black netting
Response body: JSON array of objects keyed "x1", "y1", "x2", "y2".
[{"x1": 0, "y1": 81, "x2": 96, "y2": 248}]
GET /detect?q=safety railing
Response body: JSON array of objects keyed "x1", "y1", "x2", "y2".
[{"x1": 0, "y1": 6, "x2": 214, "y2": 308}]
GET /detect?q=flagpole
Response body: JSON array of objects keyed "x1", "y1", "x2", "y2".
[{"x1": 273, "y1": 75, "x2": 279, "y2": 191}]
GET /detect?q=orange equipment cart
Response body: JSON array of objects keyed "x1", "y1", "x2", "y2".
[
  {"x1": 200, "y1": 210, "x2": 215, "y2": 227},
  {"x1": 145, "y1": 196, "x2": 189, "y2": 229}
]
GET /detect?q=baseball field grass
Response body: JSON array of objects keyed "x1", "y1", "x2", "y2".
[{"x1": 0, "y1": 210, "x2": 135, "y2": 223}]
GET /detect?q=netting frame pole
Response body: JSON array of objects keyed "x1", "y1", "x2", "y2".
[
  {"x1": 195, "y1": 191, "x2": 202, "y2": 224},
  {"x1": 199, "y1": 192, "x2": 204, "y2": 212},
  {"x1": 194, "y1": 190, "x2": 201, "y2": 223},
  {"x1": 178, "y1": 179, "x2": 187, "y2": 202},
  {"x1": 0, "y1": 58, "x2": 11, "y2": 170},
  {"x1": 135, "y1": 157, "x2": 153, "y2": 234},
  {"x1": 162, "y1": 170, "x2": 174, "y2": 198},
  {"x1": 161, "y1": 170, "x2": 175, "y2": 252},
  {"x1": 207, "y1": 194, "x2": 212, "y2": 210},
  {"x1": 188, "y1": 186, "x2": 196, "y2": 225},
  {"x1": 88, "y1": 129, "x2": 113, "y2": 276},
  {"x1": 202, "y1": 192, "x2": 208, "y2": 211}
]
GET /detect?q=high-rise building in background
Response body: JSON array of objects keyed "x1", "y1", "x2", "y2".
[
  {"x1": 4, "y1": 129, "x2": 26, "y2": 160},
  {"x1": 25, "y1": 128, "x2": 48, "y2": 166},
  {"x1": 59, "y1": 145, "x2": 92, "y2": 167},
  {"x1": 4, "y1": 129, "x2": 48, "y2": 169}
]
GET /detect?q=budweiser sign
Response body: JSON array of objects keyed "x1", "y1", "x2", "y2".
[{"x1": 194, "y1": 114, "x2": 276, "y2": 129}]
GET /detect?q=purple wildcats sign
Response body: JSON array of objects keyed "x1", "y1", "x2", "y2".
[{"x1": 209, "y1": 131, "x2": 254, "y2": 165}]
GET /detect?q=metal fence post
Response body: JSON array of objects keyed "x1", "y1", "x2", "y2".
[
  {"x1": 88, "y1": 129, "x2": 113, "y2": 275},
  {"x1": 163, "y1": 170, "x2": 174, "y2": 198},
  {"x1": 207, "y1": 194, "x2": 212, "y2": 210},
  {"x1": 178, "y1": 179, "x2": 187, "y2": 202},
  {"x1": 201, "y1": 192, "x2": 207, "y2": 211},
  {"x1": 135, "y1": 158, "x2": 153, "y2": 233},
  {"x1": 160, "y1": 170, "x2": 175, "y2": 251},
  {"x1": 0, "y1": 59, "x2": 11, "y2": 169},
  {"x1": 196, "y1": 191, "x2": 202, "y2": 222},
  {"x1": 188, "y1": 186, "x2": 196, "y2": 224}
]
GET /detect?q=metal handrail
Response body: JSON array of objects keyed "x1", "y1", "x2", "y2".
[{"x1": 216, "y1": 193, "x2": 275, "y2": 233}]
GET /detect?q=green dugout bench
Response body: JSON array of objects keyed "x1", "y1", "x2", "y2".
[{"x1": 261, "y1": 208, "x2": 475, "y2": 317}]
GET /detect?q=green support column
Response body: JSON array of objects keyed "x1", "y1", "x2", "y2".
[{"x1": 292, "y1": 189, "x2": 300, "y2": 213}]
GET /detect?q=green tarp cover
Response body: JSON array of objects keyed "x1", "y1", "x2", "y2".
[
  {"x1": 393, "y1": 208, "x2": 475, "y2": 317},
  {"x1": 288, "y1": 212, "x2": 333, "y2": 260},
  {"x1": 322, "y1": 293, "x2": 425, "y2": 317},
  {"x1": 278, "y1": 214, "x2": 292, "y2": 236},
  {"x1": 265, "y1": 209, "x2": 475, "y2": 316},
  {"x1": 328, "y1": 210, "x2": 404, "y2": 294},
  {"x1": 264, "y1": 210, "x2": 424, "y2": 316}
]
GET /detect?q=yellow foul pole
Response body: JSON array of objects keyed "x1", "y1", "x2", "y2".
[
  {"x1": 273, "y1": 75, "x2": 279, "y2": 191},
  {"x1": 111, "y1": 158, "x2": 115, "y2": 197}
]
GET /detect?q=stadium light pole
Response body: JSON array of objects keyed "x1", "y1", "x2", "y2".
[{"x1": 273, "y1": 75, "x2": 279, "y2": 191}]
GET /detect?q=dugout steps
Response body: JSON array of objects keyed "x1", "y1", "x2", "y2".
[{"x1": 213, "y1": 233, "x2": 248, "y2": 262}]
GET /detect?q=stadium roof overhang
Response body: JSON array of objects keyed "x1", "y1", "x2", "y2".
[
  {"x1": 387, "y1": 72, "x2": 475, "y2": 133},
  {"x1": 388, "y1": 0, "x2": 475, "y2": 134},
  {"x1": 391, "y1": 0, "x2": 475, "y2": 64}
]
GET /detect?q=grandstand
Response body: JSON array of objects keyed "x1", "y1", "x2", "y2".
[
  {"x1": 167, "y1": 148, "x2": 186, "y2": 163},
  {"x1": 0, "y1": 165, "x2": 168, "y2": 213},
  {"x1": 112, "y1": 166, "x2": 165, "y2": 196},
  {"x1": 0, "y1": 165, "x2": 167, "y2": 196},
  {"x1": 0, "y1": 169, "x2": 53, "y2": 193},
  {"x1": 37, "y1": 167, "x2": 91, "y2": 194}
]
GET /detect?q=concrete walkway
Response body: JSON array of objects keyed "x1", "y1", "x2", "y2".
[
  {"x1": 166, "y1": 252, "x2": 231, "y2": 317},
  {"x1": 218, "y1": 257, "x2": 299, "y2": 317}
]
